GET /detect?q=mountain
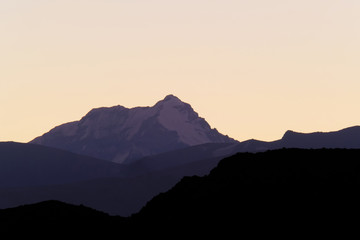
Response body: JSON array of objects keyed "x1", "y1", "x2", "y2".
[
  {"x1": 30, "y1": 95, "x2": 236, "y2": 163},
  {"x1": 3, "y1": 149, "x2": 359, "y2": 236},
  {"x1": 0, "y1": 143, "x2": 236, "y2": 216},
  {"x1": 227, "y1": 125, "x2": 360, "y2": 153},
  {"x1": 3, "y1": 126, "x2": 360, "y2": 216},
  {"x1": 0, "y1": 142, "x2": 128, "y2": 188},
  {"x1": 130, "y1": 148, "x2": 360, "y2": 234},
  {"x1": 279, "y1": 125, "x2": 360, "y2": 148}
]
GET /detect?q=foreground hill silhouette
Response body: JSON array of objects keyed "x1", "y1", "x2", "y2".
[
  {"x1": 129, "y1": 148, "x2": 360, "y2": 235},
  {"x1": 0, "y1": 200, "x2": 124, "y2": 236},
  {"x1": 2, "y1": 149, "x2": 360, "y2": 236}
]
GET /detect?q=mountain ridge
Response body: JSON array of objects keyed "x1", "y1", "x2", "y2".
[{"x1": 231, "y1": 125, "x2": 360, "y2": 152}]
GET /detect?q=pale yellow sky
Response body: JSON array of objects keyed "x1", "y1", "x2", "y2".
[{"x1": 1, "y1": 0, "x2": 360, "y2": 142}]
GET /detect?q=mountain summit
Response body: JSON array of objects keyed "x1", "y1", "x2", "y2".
[{"x1": 31, "y1": 95, "x2": 236, "y2": 163}]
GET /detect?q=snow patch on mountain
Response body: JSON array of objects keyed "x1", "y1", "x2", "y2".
[{"x1": 156, "y1": 95, "x2": 214, "y2": 145}]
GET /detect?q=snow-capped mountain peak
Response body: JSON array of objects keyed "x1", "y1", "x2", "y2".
[
  {"x1": 161, "y1": 94, "x2": 183, "y2": 103},
  {"x1": 154, "y1": 96, "x2": 213, "y2": 145},
  {"x1": 31, "y1": 95, "x2": 237, "y2": 163}
]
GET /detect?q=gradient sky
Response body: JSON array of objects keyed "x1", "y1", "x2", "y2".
[{"x1": 1, "y1": 0, "x2": 360, "y2": 143}]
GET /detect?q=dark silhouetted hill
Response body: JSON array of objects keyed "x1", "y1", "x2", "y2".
[
  {"x1": 0, "y1": 200, "x2": 124, "y2": 236},
  {"x1": 130, "y1": 148, "x2": 360, "y2": 234}
]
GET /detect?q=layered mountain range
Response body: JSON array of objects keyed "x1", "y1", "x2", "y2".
[
  {"x1": 3, "y1": 149, "x2": 359, "y2": 237},
  {"x1": 31, "y1": 95, "x2": 236, "y2": 163},
  {"x1": 1, "y1": 95, "x2": 360, "y2": 217}
]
